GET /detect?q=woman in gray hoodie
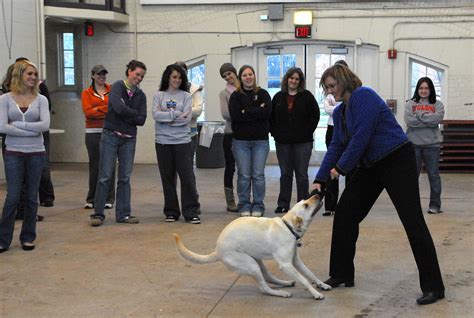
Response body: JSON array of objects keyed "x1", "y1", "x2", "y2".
[
  {"x1": 404, "y1": 77, "x2": 445, "y2": 214},
  {"x1": 153, "y1": 64, "x2": 201, "y2": 224},
  {"x1": 0, "y1": 60, "x2": 49, "y2": 252}
]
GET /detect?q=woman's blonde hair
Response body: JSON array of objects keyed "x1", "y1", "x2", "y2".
[
  {"x1": 320, "y1": 64, "x2": 362, "y2": 94},
  {"x1": 10, "y1": 60, "x2": 39, "y2": 95}
]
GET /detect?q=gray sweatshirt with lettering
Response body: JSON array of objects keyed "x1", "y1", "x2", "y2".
[
  {"x1": 0, "y1": 93, "x2": 50, "y2": 152},
  {"x1": 404, "y1": 98, "x2": 444, "y2": 146},
  {"x1": 152, "y1": 89, "x2": 192, "y2": 144}
]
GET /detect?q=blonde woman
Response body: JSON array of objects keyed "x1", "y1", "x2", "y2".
[{"x1": 0, "y1": 60, "x2": 49, "y2": 252}]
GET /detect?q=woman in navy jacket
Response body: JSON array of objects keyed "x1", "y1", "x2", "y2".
[
  {"x1": 312, "y1": 64, "x2": 444, "y2": 305},
  {"x1": 270, "y1": 67, "x2": 319, "y2": 214}
]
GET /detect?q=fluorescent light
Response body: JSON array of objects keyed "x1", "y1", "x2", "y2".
[{"x1": 293, "y1": 11, "x2": 313, "y2": 26}]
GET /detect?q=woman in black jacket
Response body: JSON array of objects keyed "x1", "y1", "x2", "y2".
[
  {"x1": 270, "y1": 67, "x2": 319, "y2": 213},
  {"x1": 228, "y1": 65, "x2": 272, "y2": 217}
]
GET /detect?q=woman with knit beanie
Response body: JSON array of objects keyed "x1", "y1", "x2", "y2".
[{"x1": 219, "y1": 63, "x2": 239, "y2": 212}]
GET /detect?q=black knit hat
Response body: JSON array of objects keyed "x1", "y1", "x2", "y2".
[{"x1": 219, "y1": 63, "x2": 237, "y2": 78}]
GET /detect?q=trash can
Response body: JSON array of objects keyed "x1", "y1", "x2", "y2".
[{"x1": 196, "y1": 121, "x2": 225, "y2": 168}]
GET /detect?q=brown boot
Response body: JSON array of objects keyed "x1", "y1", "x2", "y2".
[{"x1": 224, "y1": 187, "x2": 238, "y2": 212}]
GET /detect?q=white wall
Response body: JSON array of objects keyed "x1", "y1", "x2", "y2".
[
  {"x1": 2, "y1": 0, "x2": 472, "y2": 164},
  {"x1": 0, "y1": 0, "x2": 40, "y2": 75}
]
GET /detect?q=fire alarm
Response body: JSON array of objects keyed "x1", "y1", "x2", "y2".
[
  {"x1": 84, "y1": 22, "x2": 94, "y2": 37},
  {"x1": 388, "y1": 49, "x2": 397, "y2": 59}
]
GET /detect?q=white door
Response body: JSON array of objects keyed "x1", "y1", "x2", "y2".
[{"x1": 256, "y1": 43, "x2": 354, "y2": 152}]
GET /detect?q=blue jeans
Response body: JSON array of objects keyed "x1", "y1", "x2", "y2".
[
  {"x1": 232, "y1": 139, "x2": 269, "y2": 214},
  {"x1": 93, "y1": 130, "x2": 136, "y2": 221},
  {"x1": 275, "y1": 142, "x2": 313, "y2": 209},
  {"x1": 414, "y1": 145, "x2": 442, "y2": 210},
  {"x1": 0, "y1": 153, "x2": 45, "y2": 249}
]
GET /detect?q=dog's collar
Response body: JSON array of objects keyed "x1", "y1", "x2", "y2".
[{"x1": 282, "y1": 219, "x2": 303, "y2": 247}]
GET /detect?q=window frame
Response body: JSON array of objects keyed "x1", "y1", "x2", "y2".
[{"x1": 59, "y1": 32, "x2": 76, "y2": 88}]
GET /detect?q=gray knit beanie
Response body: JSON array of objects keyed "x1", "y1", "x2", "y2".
[{"x1": 219, "y1": 63, "x2": 237, "y2": 78}]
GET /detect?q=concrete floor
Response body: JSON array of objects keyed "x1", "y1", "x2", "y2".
[{"x1": 0, "y1": 163, "x2": 473, "y2": 318}]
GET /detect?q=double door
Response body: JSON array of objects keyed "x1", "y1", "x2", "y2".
[{"x1": 256, "y1": 44, "x2": 354, "y2": 151}]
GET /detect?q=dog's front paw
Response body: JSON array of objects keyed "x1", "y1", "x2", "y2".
[
  {"x1": 277, "y1": 290, "x2": 292, "y2": 298},
  {"x1": 317, "y1": 283, "x2": 332, "y2": 291},
  {"x1": 313, "y1": 293, "x2": 325, "y2": 300}
]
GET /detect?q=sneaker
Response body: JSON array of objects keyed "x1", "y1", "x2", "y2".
[
  {"x1": 84, "y1": 203, "x2": 94, "y2": 209},
  {"x1": 240, "y1": 211, "x2": 251, "y2": 217},
  {"x1": 117, "y1": 216, "x2": 139, "y2": 224},
  {"x1": 90, "y1": 217, "x2": 103, "y2": 227},
  {"x1": 428, "y1": 208, "x2": 442, "y2": 214},
  {"x1": 41, "y1": 201, "x2": 54, "y2": 207},
  {"x1": 322, "y1": 210, "x2": 334, "y2": 216},
  {"x1": 274, "y1": 207, "x2": 289, "y2": 214},
  {"x1": 165, "y1": 215, "x2": 178, "y2": 222},
  {"x1": 104, "y1": 203, "x2": 113, "y2": 209},
  {"x1": 251, "y1": 211, "x2": 263, "y2": 217},
  {"x1": 187, "y1": 216, "x2": 201, "y2": 224}
]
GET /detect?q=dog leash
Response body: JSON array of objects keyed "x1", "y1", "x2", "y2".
[{"x1": 282, "y1": 219, "x2": 303, "y2": 247}]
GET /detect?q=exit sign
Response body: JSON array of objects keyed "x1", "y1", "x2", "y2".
[{"x1": 295, "y1": 26, "x2": 311, "y2": 38}]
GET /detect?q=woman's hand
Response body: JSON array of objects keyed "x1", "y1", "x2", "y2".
[
  {"x1": 330, "y1": 168, "x2": 339, "y2": 180},
  {"x1": 311, "y1": 183, "x2": 321, "y2": 192}
]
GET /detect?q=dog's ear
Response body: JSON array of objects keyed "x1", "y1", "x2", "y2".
[{"x1": 292, "y1": 216, "x2": 304, "y2": 230}]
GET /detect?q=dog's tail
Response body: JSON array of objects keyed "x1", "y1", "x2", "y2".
[{"x1": 174, "y1": 233, "x2": 219, "y2": 264}]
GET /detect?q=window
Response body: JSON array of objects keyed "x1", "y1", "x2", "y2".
[
  {"x1": 314, "y1": 53, "x2": 346, "y2": 151},
  {"x1": 61, "y1": 32, "x2": 75, "y2": 86},
  {"x1": 266, "y1": 54, "x2": 296, "y2": 98},
  {"x1": 409, "y1": 59, "x2": 444, "y2": 100},
  {"x1": 187, "y1": 62, "x2": 205, "y2": 121}
]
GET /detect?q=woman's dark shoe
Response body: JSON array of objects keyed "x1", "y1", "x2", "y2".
[
  {"x1": 416, "y1": 290, "x2": 445, "y2": 305},
  {"x1": 274, "y1": 207, "x2": 289, "y2": 214},
  {"x1": 324, "y1": 277, "x2": 355, "y2": 288},
  {"x1": 322, "y1": 210, "x2": 334, "y2": 216},
  {"x1": 0, "y1": 246, "x2": 8, "y2": 253},
  {"x1": 22, "y1": 242, "x2": 35, "y2": 251}
]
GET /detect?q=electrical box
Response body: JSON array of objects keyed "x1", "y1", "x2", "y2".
[{"x1": 268, "y1": 4, "x2": 284, "y2": 20}]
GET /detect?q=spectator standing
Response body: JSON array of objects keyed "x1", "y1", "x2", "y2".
[
  {"x1": 90, "y1": 60, "x2": 147, "y2": 227},
  {"x1": 219, "y1": 63, "x2": 239, "y2": 212},
  {"x1": 81, "y1": 65, "x2": 116, "y2": 210},
  {"x1": 153, "y1": 64, "x2": 201, "y2": 224},
  {"x1": 0, "y1": 60, "x2": 49, "y2": 252},
  {"x1": 270, "y1": 67, "x2": 319, "y2": 214},
  {"x1": 15, "y1": 57, "x2": 55, "y2": 208},
  {"x1": 228, "y1": 65, "x2": 272, "y2": 217},
  {"x1": 404, "y1": 77, "x2": 445, "y2": 214}
]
